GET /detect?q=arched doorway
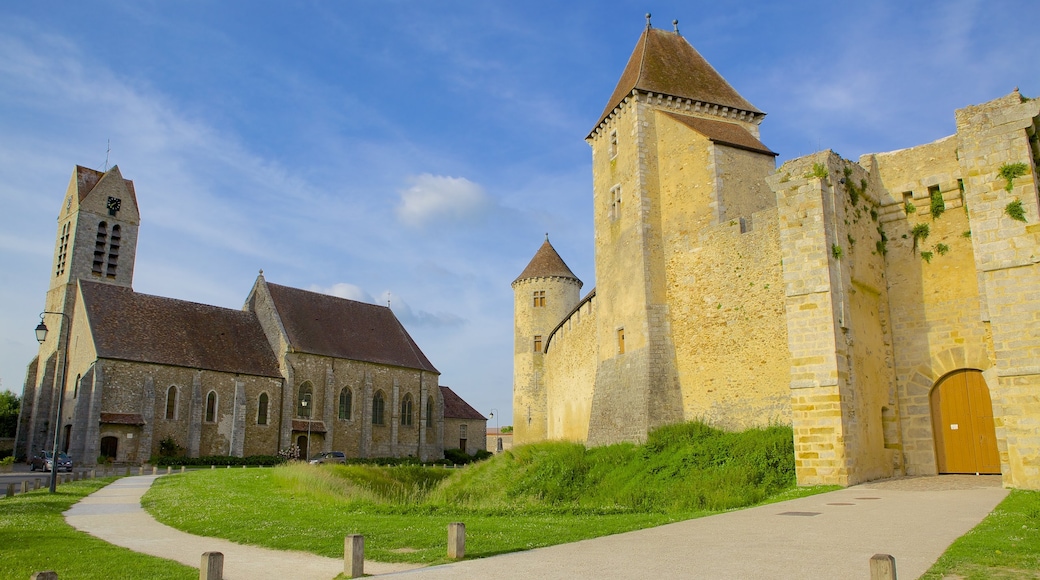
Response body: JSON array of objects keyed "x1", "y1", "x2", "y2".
[
  {"x1": 62, "y1": 425, "x2": 72, "y2": 454},
  {"x1": 297, "y1": 434, "x2": 309, "y2": 460},
  {"x1": 100, "y1": 436, "x2": 118, "y2": 461},
  {"x1": 930, "y1": 370, "x2": 1000, "y2": 474}
]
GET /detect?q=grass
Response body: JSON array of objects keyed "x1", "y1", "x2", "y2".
[
  {"x1": 144, "y1": 422, "x2": 833, "y2": 565},
  {"x1": 921, "y1": 490, "x2": 1040, "y2": 579},
  {"x1": 0, "y1": 478, "x2": 196, "y2": 580}
]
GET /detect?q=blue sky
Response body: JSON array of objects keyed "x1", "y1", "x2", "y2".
[{"x1": 2, "y1": 1, "x2": 1038, "y2": 426}]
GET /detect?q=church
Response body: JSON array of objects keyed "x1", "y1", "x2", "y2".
[
  {"x1": 513, "y1": 22, "x2": 1040, "y2": 489},
  {"x1": 16, "y1": 165, "x2": 485, "y2": 466}
]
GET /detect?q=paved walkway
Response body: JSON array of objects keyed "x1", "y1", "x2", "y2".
[{"x1": 65, "y1": 474, "x2": 1007, "y2": 579}]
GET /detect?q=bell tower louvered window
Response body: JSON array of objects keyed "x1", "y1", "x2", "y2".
[
  {"x1": 55, "y1": 222, "x2": 70, "y2": 277},
  {"x1": 92, "y1": 222, "x2": 108, "y2": 276}
]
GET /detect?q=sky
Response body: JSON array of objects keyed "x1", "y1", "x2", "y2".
[{"x1": 2, "y1": 1, "x2": 1038, "y2": 426}]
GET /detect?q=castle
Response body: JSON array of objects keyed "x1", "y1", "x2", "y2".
[
  {"x1": 513, "y1": 23, "x2": 1040, "y2": 489},
  {"x1": 16, "y1": 166, "x2": 487, "y2": 466}
]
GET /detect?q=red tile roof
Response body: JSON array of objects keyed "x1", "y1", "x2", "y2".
[
  {"x1": 440, "y1": 386, "x2": 486, "y2": 420},
  {"x1": 291, "y1": 419, "x2": 327, "y2": 434},
  {"x1": 79, "y1": 280, "x2": 282, "y2": 378},
  {"x1": 662, "y1": 112, "x2": 776, "y2": 156},
  {"x1": 594, "y1": 27, "x2": 761, "y2": 133},
  {"x1": 513, "y1": 238, "x2": 581, "y2": 286},
  {"x1": 264, "y1": 282, "x2": 438, "y2": 373}
]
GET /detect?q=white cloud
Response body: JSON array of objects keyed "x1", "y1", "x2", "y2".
[
  {"x1": 310, "y1": 283, "x2": 375, "y2": 304},
  {"x1": 381, "y1": 291, "x2": 466, "y2": 328},
  {"x1": 395, "y1": 174, "x2": 490, "y2": 228}
]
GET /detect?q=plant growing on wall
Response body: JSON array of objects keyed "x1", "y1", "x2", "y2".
[
  {"x1": 998, "y1": 162, "x2": 1028, "y2": 192},
  {"x1": 920, "y1": 250, "x2": 934, "y2": 263},
  {"x1": 832, "y1": 244, "x2": 843, "y2": 260},
  {"x1": 806, "y1": 163, "x2": 828, "y2": 180},
  {"x1": 911, "y1": 223, "x2": 930, "y2": 252},
  {"x1": 1005, "y1": 199, "x2": 1028, "y2": 222},
  {"x1": 930, "y1": 189, "x2": 945, "y2": 219},
  {"x1": 904, "y1": 201, "x2": 916, "y2": 215},
  {"x1": 936, "y1": 243, "x2": 950, "y2": 255}
]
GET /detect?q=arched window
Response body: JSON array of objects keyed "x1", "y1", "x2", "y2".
[
  {"x1": 297, "y1": 382, "x2": 313, "y2": 418},
  {"x1": 426, "y1": 396, "x2": 434, "y2": 428},
  {"x1": 338, "y1": 388, "x2": 352, "y2": 420},
  {"x1": 372, "y1": 391, "x2": 385, "y2": 425},
  {"x1": 257, "y1": 392, "x2": 269, "y2": 425},
  {"x1": 205, "y1": 391, "x2": 217, "y2": 423},
  {"x1": 92, "y1": 221, "x2": 108, "y2": 276},
  {"x1": 401, "y1": 394, "x2": 414, "y2": 426},
  {"x1": 107, "y1": 224, "x2": 121, "y2": 278},
  {"x1": 166, "y1": 386, "x2": 177, "y2": 420}
]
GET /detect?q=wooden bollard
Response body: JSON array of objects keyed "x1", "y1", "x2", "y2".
[
  {"x1": 167, "y1": 466, "x2": 172, "y2": 475},
  {"x1": 73, "y1": 470, "x2": 80, "y2": 481},
  {"x1": 152, "y1": 466, "x2": 158, "y2": 475},
  {"x1": 138, "y1": 466, "x2": 144, "y2": 476},
  {"x1": 200, "y1": 551, "x2": 224, "y2": 580},
  {"x1": 211, "y1": 465, "x2": 215, "y2": 470},
  {"x1": 344, "y1": 534, "x2": 364, "y2": 578},
  {"x1": 90, "y1": 468, "x2": 96, "y2": 479},
  {"x1": 34, "y1": 478, "x2": 41, "y2": 490},
  {"x1": 181, "y1": 466, "x2": 186, "y2": 473},
  {"x1": 870, "y1": 553, "x2": 897, "y2": 580},
  {"x1": 5, "y1": 483, "x2": 13, "y2": 497},
  {"x1": 125, "y1": 466, "x2": 131, "y2": 476},
  {"x1": 31, "y1": 571, "x2": 58, "y2": 579},
  {"x1": 447, "y1": 522, "x2": 465, "y2": 559},
  {"x1": 22, "y1": 481, "x2": 29, "y2": 493}
]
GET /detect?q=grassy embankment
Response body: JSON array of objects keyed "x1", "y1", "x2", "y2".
[
  {"x1": 921, "y1": 489, "x2": 1040, "y2": 579},
  {"x1": 0, "y1": 479, "x2": 196, "y2": 580},
  {"x1": 145, "y1": 422, "x2": 833, "y2": 565}
]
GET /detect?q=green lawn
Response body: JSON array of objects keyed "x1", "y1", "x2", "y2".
[
  {"x1": 921, "y1": 489, "x2": 1040, "y2": 580},
  {"x1": 0, "y1": 479, "x2": 196, "y2": 580}
]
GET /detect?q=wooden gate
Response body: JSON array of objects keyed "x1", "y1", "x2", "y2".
[{"x1": 930, "y1": 370, "x2": 1000, "y2": 474}]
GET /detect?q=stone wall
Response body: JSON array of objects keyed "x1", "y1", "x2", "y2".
[{"x1": 543, "y1": 295, "x2": 597, "y2": 441}]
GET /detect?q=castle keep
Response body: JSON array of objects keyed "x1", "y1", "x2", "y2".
[
  {"x1": 17, "y1": 166, "x2": 486, "y2": 466},
  {"x1": 514, "y1": 24, "x2": 1040, "y2": 489}
]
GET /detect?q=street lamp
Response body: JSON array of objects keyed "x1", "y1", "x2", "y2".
[
  {"x1": 301, "y1": 393, "x2": 312, "y2": 460},
  {"x1": 35, "y1": 311, "x2": 71, "y2": 494},
  {"x1": 488, "y1": 409, "x2": 501, "y2": 453}
]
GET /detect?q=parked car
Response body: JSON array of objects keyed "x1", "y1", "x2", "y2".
[
  {"x1": 29, "y1": 451, "x2": 73, "y2": 472},
  {"x1": 308, "y1": 451, "x2": 346, "y2": 465}
]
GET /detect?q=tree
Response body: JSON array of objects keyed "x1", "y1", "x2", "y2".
[{"x1": 0, "y1": 391, "x2": 20, "y2": 438}]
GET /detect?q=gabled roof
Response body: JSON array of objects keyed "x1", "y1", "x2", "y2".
[
  {"x1": 512, "y1": 238, "x2": 581, "y2": 286},
  {"x1": 662, "y1": 112, "x2": 776, "y2": 156},
  {"x1": 79, "y1": 280, "x2": 282, "y2": 378},
  {"x1": 264, "y1": 282, "x2": 438, "y2": 373},
  {"x1": 440, "y1": 386, "x2": 486, "y2": 420},
  {"x1": 595, "y1": 27, "x2": 761, "y2": 132}
]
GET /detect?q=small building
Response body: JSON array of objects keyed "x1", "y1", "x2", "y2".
[{"x1": 440, "y1": 385, "x2": 486, "y2": 455}]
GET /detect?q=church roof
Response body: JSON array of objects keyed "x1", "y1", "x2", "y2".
[
  {"x1": 513, "y1": 238, "x2": 581, "y2": 286},
  {"x1": 79, "y1": 280, "x2": 282, "y2": 378},
  {"x1": 264, "y1": 282, "x2": 439, "y2": 373},
  {"x1": 594, "y1": 26, "x2": 761, "y2": 132},
  {"x1": 440, "y1": 385, "x2": 486, "y2": 420},
  {"x1": 662, "y1": 112, "x2": 776, "y2": 156}
]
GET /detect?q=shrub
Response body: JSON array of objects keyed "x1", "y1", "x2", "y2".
[
  {"x1": 998, "y1": 162, "x2": 1029, "y2": 192},
  {"x1": 1006, "y1": 199, "x2": 1028, "y2": 222}
]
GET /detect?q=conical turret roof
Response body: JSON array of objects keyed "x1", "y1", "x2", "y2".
[
  {"x1": 592, "y1": 26, "x2": 761, "y2": 134},
  {"x1": 513, "y1": 238, "x2": 581, "y2": 287}
]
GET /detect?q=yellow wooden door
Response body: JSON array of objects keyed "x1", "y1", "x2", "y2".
[{"x1": 931, "y1": 370, "x2": 1000, "y2": 475}]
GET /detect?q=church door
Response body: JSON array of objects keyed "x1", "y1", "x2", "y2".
[
  {"x1": 100, "y1": 436, "x2": 118, "y2": 461},
  {"x1": 930, "y1": 370, "x2": 1000, "y2": 474},
  {"x1": 297, "y1": 435, "x2": 309, "y2": 460}
]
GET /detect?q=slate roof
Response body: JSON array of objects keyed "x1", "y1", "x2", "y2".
[
  {"x1": 79, "y1": 280, "x2": 282, "y2": 378},
  {"x1": 513, "y1": 238, "x2": 581, "y2": 286},
  {"x1": 594, "y1": 27, "x2": 761, "y2": 132},
  {"x1": 75, "y1": 165, "x2": 138, "y2": 207},
  {"x1": 662, "y1": 112, "x2": 776, "y2": 156},
  {"x1": 264, "y1": 282, "x2": 438, "y2": 373},
  {"x1": 440, "y1": 386, "x2": 486, "y2": 420}
]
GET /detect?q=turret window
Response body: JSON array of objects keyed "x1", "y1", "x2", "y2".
[
  {"x1": 534, "y1": 335, "x2": 543, "y2": 353},
  {"x1": 610, "y1": 185, "x2": 622, "y2": 220},
  {"x1": 533, "y1": 290, "x2": 545, "y2": 307},
  {"x1": 617, "y1": 328, "x2": 625, "y2": 354},
  {"x1": 609, "y1": 130, "x2": 618, "y2": 159}
]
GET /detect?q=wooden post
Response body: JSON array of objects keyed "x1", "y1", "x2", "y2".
[
  {"x1": 167, "y1": 466, "x2": 172, "y2": 475},
  {"x1": 200, "y1": 551, "x2": 223, "y2": 580},
  {"x1": 5, "y1": 483, "x2": 13, "y2": 497},
  {"x1": 447, "y1": 522, "x2": 465, "y2": 559},
  {"x1": 90, "y1": 468, "x2": 96, "y2": 479},
  {"x1": 138, "y1": 466, "x2": 144, "y2": 476},
  {"x1": 344, "y1": 534, "x2": 364, "y2": 578},
  {"x1": 125, "y1": 466, "x2": 131, "y2": 476},
  {"x1": 870, "y1": 553, "x2": 897, "y2": 580},
  {"x1": 22, "y1": 481, "x2": 29, "y2": 493},
  {"x1": 34, "y1": 478, "x2": 41, "y2": 490},
  {"x1": 181, "y1": 466, "x2": 186, "y2": 473},
  {"x1": 152, "y1": 466, "x2": 158, "y2": 475},
  {"x1": 31, "y1": 572, "x2": 58, "y2": 579}
]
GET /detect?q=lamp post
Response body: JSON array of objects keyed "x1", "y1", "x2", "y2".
[
  {"x1": 302, "y1": 393, "x2": 312, "y2": 460},
  {"x1": 35, "y1": 311, "x2": 71, "y2": 494},
  {"x1": 488, "y1": 409, "x2": 501, "y2": 453}
]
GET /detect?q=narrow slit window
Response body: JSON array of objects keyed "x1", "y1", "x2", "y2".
[
  {"x1": 610, "y1": 185, "x2": 622, "y2": 220},
  {"x1": 534, "y1": 335, "x2": 543, "y2": 353},
  {"x1": 609, "y1": 130, "x2": 618, "y2": 158},
  {"x1": 205, "y1": 391, "x2": 217, "y2": 423},
  {"x1": 257, "y1": 393, "x2": 269, "y2": 425},
  {"x1": 617, "y1": 328, "x2": 625, "y2": 354}
]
